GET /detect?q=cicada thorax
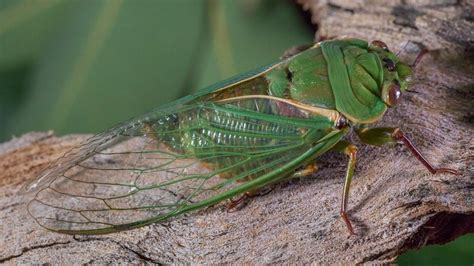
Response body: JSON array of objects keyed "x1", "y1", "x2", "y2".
[
  {"x1": 266, "y1": 39, "x2": 388, "y2": 124},
  {"x1": 205, "y1": 39, "x2": 388, "y2": 124},
  {"x1": 266, "y1": 44, "x2": 335, "y2": 109},
  {"x1": 194, "y1": 46, "x2": 336, "y2": 115}
]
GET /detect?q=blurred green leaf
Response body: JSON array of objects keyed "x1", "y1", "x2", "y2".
[
  {"x1": 0, "y1": 0, "x2": 74, "y2": 140},
  {"x1": 0, "y1": 64, "x2": 32, "y2": 136},
  {"x1": 0, "y1": 0, "x2": 70, "y2": 69},
  {"x1": 196, "y1": 0, "x2": 313, "y2": 88},
  {"x1": 398, "y1": 233, "x2": 474, "y2": 265},
  {"x1": 7, "y1": 0, "x2": 208, "y2": 136},
  {"x1": 2, "y1": 0, "x2": 313, "y2": 139}
]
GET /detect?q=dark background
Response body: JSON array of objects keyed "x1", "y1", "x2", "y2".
[{"x1": 0, "y1": 0, "x2": 471, "y2": 264}]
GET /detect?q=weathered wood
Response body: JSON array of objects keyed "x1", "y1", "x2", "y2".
[{"x1": 1, "y1": 0, "x2": 473, "y2": 263}]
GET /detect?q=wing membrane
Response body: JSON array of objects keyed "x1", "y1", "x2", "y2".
[{"x1": 27, "y1": 97, "x2": 343, "y2": 234}]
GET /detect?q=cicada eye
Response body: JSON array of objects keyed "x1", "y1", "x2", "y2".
[
  {"x1": 370, "y1": 40, "x2": 389, "y2": 51},
  {"x1": 387, "y1": 82, "x2": 402, "y2": 106}
]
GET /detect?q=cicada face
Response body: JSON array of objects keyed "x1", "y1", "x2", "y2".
[{"x1": 368, "y1": 40, "x2": 413, "y2": 107}]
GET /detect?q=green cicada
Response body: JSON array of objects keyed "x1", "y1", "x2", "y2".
[{"x1": 25, "y1": 38, "x2": 458, "y2": 235}]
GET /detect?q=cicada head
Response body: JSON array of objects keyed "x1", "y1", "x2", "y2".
[{"x1": 368, "y1": 40, "x2": 413, "y2": 107}]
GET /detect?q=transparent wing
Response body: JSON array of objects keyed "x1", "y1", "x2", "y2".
[{"x1": 27, "y1": 97, "x2": 341, "y2": 234}]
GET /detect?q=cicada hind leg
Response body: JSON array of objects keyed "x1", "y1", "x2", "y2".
[
  {"x1": 227, "y1": 162, "x2": 320, "y2": 212},
  {"x1": 227, "y1": 190, "x2": 258, "y2": 212}
]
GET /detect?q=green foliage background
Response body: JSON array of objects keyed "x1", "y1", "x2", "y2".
[{"x1": 0, "y1": 0, "x2": 471, "y2": 264}]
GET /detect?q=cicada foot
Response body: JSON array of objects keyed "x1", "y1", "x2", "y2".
[
  {"x1": 227, "y1": 193, "x2": 250, "y2": 212},
  {"x1": 340, "y1": 210, "x2": 355, "y2": 236},
  {"x1": 226, "y1": 189, "x2": 273, "y2": 212},
  {"x1": 227, "y1": 189, "x2": 271, "y2": 212}
]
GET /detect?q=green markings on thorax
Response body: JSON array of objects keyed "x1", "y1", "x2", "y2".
[
  {"x1": 321, "y1": 40, "x2": 386, "y2": 123},
  {"x1": 199, "y1": 38, "x2": 390, "y2": 124},
  {"x1": 266, "y1": 46, "x2": 336, "y2": 109},
  {"x1": 266, "y1": 39, "x2": 390, "y2": 124}
]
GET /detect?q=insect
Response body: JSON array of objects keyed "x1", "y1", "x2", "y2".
[{"x1": 24, "y1": 38, "x2": 458, "y2": 235}]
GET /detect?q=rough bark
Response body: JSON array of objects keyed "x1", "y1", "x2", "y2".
[{"x1": 1, "y1": 0, "x2": 473, "y2": 264}]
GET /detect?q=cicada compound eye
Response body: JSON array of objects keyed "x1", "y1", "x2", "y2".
[
  {"x1": 387, "y1": 83, "x2": 402, "y2": 106},
  {"x1": 370, "y1": 40, "x2": 389, "y2": 51}
]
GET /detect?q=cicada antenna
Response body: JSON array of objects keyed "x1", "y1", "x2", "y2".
[
  {"x1": 396, "y1": 40, "x2": 410, "y2": 57},
  {"x1": 396, "y1": 40, "x2": 429, "y2": 68},
  {"x1": 405, "y1": 89, "x2": 420, "y2": 94}
]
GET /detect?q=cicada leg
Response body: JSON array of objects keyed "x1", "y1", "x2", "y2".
[
  {"x1": 227, "y1": 163, "x2": 319, "y2": 212},
  {"x1": 330, "y1": 141, "x2": 358, "y2": 235},
  {"x1": 292, "y1": 162, "x2": 319, "y2": 178},
  {"x1": 356, "y1": 127, "x2": 459, "y2": 175},
  {"x1": 227, "y1": 191, "x2": 253, "y2": 212},
  {"x1": 411, "y1": 46, "x2": 428, "y2": 68},
  {"x1": 227, "y1": 189, "x2": 271, "y2": 212}
]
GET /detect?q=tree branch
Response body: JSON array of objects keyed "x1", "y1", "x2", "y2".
[{"x1": 1, "y1": 0, "x2": 473, "y2": 263}]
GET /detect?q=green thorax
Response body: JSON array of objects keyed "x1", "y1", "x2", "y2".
[
  {"x1": 196, "y1": 38, "x2": 394, "y2": 124},
  {"x1": 267, "y1": 39, "x2": 387, "y2": 124}
]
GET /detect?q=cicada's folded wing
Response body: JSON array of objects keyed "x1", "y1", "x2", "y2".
[{"x1": 27, "y1": 97, "x2": 345, "y2": 234}]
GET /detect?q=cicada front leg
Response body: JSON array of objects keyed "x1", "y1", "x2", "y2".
[{"x1": 356, "y1": 127, "x2": 459, "y2": 175}]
